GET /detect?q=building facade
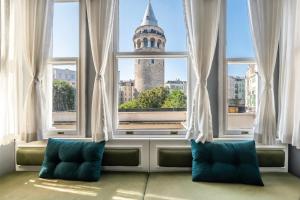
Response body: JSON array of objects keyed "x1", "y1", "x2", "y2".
[
  {"x1": 245, "y1": 64, "x2": 258, "y2": 112},
  {"x1": 53, "y1": 68, "x2": 76, "y2": 87},
  {"x1": 228, "y1": 76, "x2": 245, "y2": 113},
  {"x1": 119, "y1": 80, "x2": 136, "y2": 104},
  {"x1": 133, "y1": 2, "x2": 166, "y2": 93},
  {"x1": 165, "y1": 79, "x2": 187, "y2": 95}
]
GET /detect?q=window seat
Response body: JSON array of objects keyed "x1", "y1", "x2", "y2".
[
  {"x1": 144, "y1": 172, "x2": 300, "y2": 200},
  {"x1": 16, "y1": 141, "x2": 286, "y2": 168},
  {"x1": 5, "y1": 142, "x2": 297, "y2": 199},
  {"x1": 0, "y1": 171, "x2": 147, "y2": 200},
  {"x1": 0, "y1": 171, "x2": 300, "y2": 200}
]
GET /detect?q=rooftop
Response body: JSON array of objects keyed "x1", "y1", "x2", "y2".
[{"x1": 141, "y1": 1, "x2": 158, "y2": 26}]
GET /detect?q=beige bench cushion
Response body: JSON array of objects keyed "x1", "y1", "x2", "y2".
[
  {"x1": 144, "y1": 172, "x2": 300, "y2": 200},
  {"x1": 158, "y1": 148, "x2": 285, "y2": 168},
  {"x1": 0, "y1": 172, "x2": 147, "y2": 200},
  {"x1": 17, "y1": 147, "x2": 140, "y2": 167}
]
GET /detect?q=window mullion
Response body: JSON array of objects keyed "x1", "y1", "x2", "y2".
[{"x1": 116, "y1": 52, "x2": 188, "y2": 59}]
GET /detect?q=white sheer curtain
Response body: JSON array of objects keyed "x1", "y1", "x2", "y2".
[
  {"x1": 248, "y1": 0, "x2": 282, "y2": 145},
  {"x1": 86, "y1": 0, "x2": 116, "y2": 142},
  {"x1": 19, "y1": 0, "x2": 54, "y2": 142},
  {"x1": 0, "y1": 0, "x2": 16, "y2": 145},
  {"x1": 183, "y1": 0, "x2": 221, "y2": 143},
  {"x1": 0, "y1": 0, "x2": 53, "y2": 144},
  {"x1": 278, "y1": 0, "x2": 300, "y2": 148}
]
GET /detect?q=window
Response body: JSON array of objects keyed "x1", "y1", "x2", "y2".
[
  {"x1": 221, "y1": 0, "x2": 258, "y2": 136},
  {"x1": 116, "y1": 0, "x2": 188, "y2": 134},
  {"x1": 48, "y1": 0, "x2": 80, "y2": 135},
  {"x1": 150, "y1": 38, "x2": 155, "y2": 48},
  {"x1": 143, "y1": 38, "x2": 148, "y2": 48}
]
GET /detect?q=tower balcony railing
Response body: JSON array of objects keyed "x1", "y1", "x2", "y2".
[{"x1": 133, "y1": 32, "x2": 165, "y2": 40}]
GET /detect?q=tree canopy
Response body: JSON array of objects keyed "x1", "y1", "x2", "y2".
[
  {"x1": 162, "y1": 89, "x2": 186, "y2": 108},
  {"x1": 119, "y1": 87, "x2": 186, "y2": 110},
  {"x1": 53, "y1": 80, "x2": 76, "y2": 112}
]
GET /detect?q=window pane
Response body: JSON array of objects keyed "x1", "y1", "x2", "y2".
[
  {"x1": 226, "y1": 0, "x2": 254, "y2": 58},
  {"x1": 227, "y1": 64, "x2": 258, "y2": 133},
  {"x1": 51, "y1": 65, "x2": 77, "y2": 130},
  {"x1": 53, "y1": 2, "x2": 79, "y2": 57},
  {"x1": 118, "y1": 58, "x2": 187, "y2": 130},
  {"x1": 119, "y1": 0, "x2": 187, "y2": 52}
]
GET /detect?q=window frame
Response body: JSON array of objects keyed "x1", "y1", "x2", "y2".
[
  {"x1": 113, "y1": 0, "x2": 189, "y2": 136},
  {"x1": 219, "y1": 0, "x2": 258, "y2": 138},
  {"x1": 46, "y1": 0, "x2": 85, "y2": 138}
]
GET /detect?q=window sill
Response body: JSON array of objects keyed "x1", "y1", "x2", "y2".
[
  {"x1": 218, "y1": 134, "x2": 254, "y2": 139},
  {"x1": 44, "y1": 129, "x2": 83, "y2": 139},
  {"x1": 112, "y1": 134, "x2": 186, "y2": 141},
  {"x1": 44, "y1": 134, "x2": 85, "y2": 139}
]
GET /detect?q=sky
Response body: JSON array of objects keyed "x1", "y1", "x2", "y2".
[
  {"x1": 53, "y1": 2, "x2": 79, "y2": 58},
  {"x1": 226, "y1": 0, "x2": 255, "y2": 76},
  {"x1": 118, "y1": 0, "x2": 187, "y2": 81},
  {"x1": 52, "y1": 0, "x2": 255, "y2": 78}
]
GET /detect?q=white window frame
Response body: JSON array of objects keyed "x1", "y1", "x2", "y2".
[
  {"x1": 113, "y1": 0, "x2": 189, "y2": 137},
  {"x1": 46, "y1": 0, "x2": 86, "y2": 138},
  {"x1": 219, "y1": 0, "x2": 258, "y2": 138}
]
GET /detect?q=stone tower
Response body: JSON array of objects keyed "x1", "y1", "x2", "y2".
[{"x1": 133, "y1": 1, "x2": 166, "y2": 93}]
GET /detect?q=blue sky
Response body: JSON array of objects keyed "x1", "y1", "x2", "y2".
[
  {"x1": 53, "y1": 2, "x2": 79, "y2": 58},
  {"x1": 53, "y1": 0, "x2": 255, "y2": 78},
  {"x1": 118, "y1": 0, "x2": 187, "y2": 81},
  {"x1": 227, "y1": 0, "x2": 255, "y2": 76}
]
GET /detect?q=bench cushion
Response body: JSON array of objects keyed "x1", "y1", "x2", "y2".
[
  {"x1": 39, "y1": 139, "x2": 105, "y2": 181},
  {"x1": 158, "y1": 148, "x2": 285, "y2": 168},
  {"x1": 17, "y1": 145, "x2": 140, "y2": 167},
  {"x1": 144, "y1": 172, "x2": 300, "y2": 200},
  {"x1": 191, "y1": 140, "x2": 263, "y2": 186},
  {"x1": 1, "y1": 171, "x2": 299, "y2": 200},
  {"x1": 0, "y1": 171, "x2": 147, "y2": 200}
]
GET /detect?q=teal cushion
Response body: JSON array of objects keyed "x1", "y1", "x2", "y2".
[
  {"x1": 191, "y1": 140, "x2": 264, "y2": 186},
  {"x1": 39, "y1": 138, "x2": 105, "y2": 181}
]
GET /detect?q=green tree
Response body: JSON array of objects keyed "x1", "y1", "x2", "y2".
[
  {"x1": 119, "y1": 99, "x2": 139, "y2": 109},
  {"x1": 53, "y1": 80, "x2": 75, "y2": 112},
  {"x1": 119, "y1": 87, "x2": 169, "y2": 110},
  {"x1": 119, "y1": 87, "x2": 187, "y2": 110},
  {"x1": 162, "y1": 89, "x2": 186, "y2": 108},
  {"x1": 137, "y1": 86, "x2": 169, "y2": 109}
]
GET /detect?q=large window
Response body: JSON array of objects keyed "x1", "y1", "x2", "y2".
[
  {"x1": 222, "y1": 0, "x2": 258, "y2": 136},
  {"x1": 116, "y1": 0, "x2": 188, "y2": 135},
  {"x1": 48, "y1": 0, "x2": 80, "y2": 134}
]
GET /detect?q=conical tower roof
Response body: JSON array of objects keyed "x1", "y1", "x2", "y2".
[{"x1": 141, "y1": 1, "x2": 158, "y2": 26}]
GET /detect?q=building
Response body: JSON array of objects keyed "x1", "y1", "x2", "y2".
[
  {"x1": 228, "y1": 76, "x2": 245, "y2": 113},
  {"x1": 53, "y1": 68, "x2": 76, "y2": 87},
  {"x1": 245, "y1": 64, "x2": 258, "y2": 112},
  {"x1": 165, "y1": 79, "x2": 187, "y2": 95},
  {"x1": 133, "y1": 1, "x2": 166, "y2": 93},
  {"x1": 119, "y1": 80, "x2": 136, "y2": 104}
]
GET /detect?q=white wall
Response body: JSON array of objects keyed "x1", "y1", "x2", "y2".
[{"x1": 0, "y1": 141, "x2": 15, "y2": 177}]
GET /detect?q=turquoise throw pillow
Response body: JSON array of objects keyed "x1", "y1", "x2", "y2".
[
  {"x1": 39, "y1": 138, "x2": 105, "y2": 181},
  {"x1": 191, "y1": 140, "x2": 264, "y2": 186}
]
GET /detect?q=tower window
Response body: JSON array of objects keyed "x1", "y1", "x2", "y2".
[
  {"x1": 157, "y1": 39, "x2": 161, "y2": 48},
  {"x1": 150, "y1": 38, "x2": 155, "y2": 47},
  {"x1": 137, "y1": 39, "x2": 141, "y2": 48},
  {"x1": 151, "y1": 59, "x2": 154, "y2": 64},
  {"x1": 143, "y1": 38, "x2": 148, "y2": 47}
]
